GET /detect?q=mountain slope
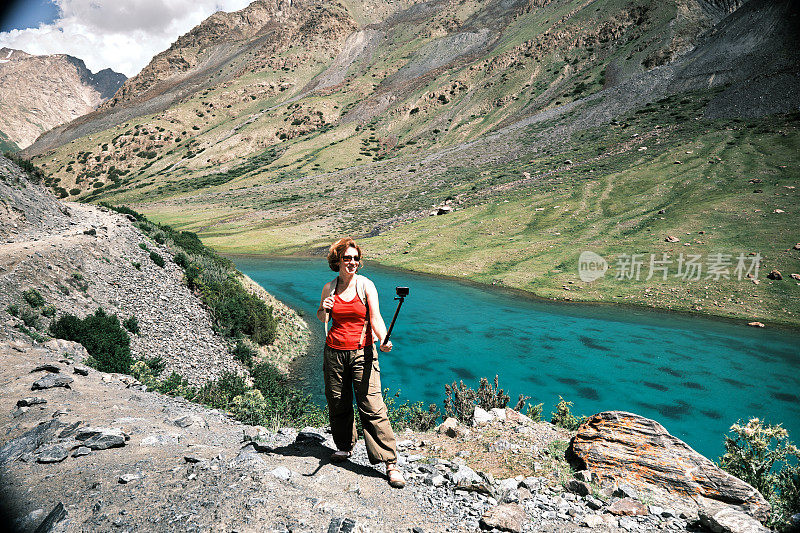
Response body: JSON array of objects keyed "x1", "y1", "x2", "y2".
[
  {"x1": 0, "y1": 48, "x2": 126, "y2": 150},
  {"x1": 20, "y1": 0, "x2": 800, "y2": 325}
]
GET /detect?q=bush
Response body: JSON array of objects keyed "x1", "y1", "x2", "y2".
[
  {"x1": 384, "y1": 389, "x2": 440, "y2": 431},
  {"x1": 526, "y1": 402, "x2": 544, "y2": 421},
  {"x1": 476, "y1": 375, "x2": 511, "y2": 411},
  {"x1": 145, "y1": 356, "x2": 165, "y2": 375},
  {"x1": 6, "y1": 304, "x2": 19, "y2": 317},
  {"x1": 155, "y1": 372, "x2": 194, "y2": 396},
  {"x1": 195, "y1": 372, "x2": 248, "y2": 409},
  {"x1": 123, "y1": 315, "x2": 140, "y2": 334},
  {"x1": 232, "y1": 340, "x2": 257, "y2": 368},
  {"x1": 444, "y1": 375, "x2": 521, "y2": 424},
  {"x1": 23, "y1": 288, "x2": 45, "y2": 308},
  {"x1": 720, "y1": 418, "x2": 800, "y2": 528},
  {"x1": 202, "y1": 277, "x2": 276, "y2": 345},
  {"x1": 250, "y1": 361, "x2": 325, "y2": 428},
  {"x1": 50, "y1": 308, "x2": 133, "y2": 374},
  {"x1": 551, "y1": 396, "x2": 585, "y2": 431},
  {"x1": 41, "y1": 305, "x2": 56, "y2": 318},
  {"x1": 444, "y1": 380, "x2": 477, "y2": 424},
  {"x1": 5, "y1": 152, "x2": 45, "y2": 183},
  {"x1": 231, "y1": 390, "x2": 270, "y2": 426},
  {"x1": 149, "y1": 251, "x2": 165, "y2": 267},
  {"x1": 20, "y1": 307, "x2": 40, "y2": 329},
  {"x1": 132, "y1": 261, "x2": 141, "y2": 270},
  {"x1": 173, "y1": 251, "x2": 189, "y2": 268}
]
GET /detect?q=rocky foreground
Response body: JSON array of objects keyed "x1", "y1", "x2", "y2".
[{"x1": 0, "y1": 156, "x2": 772, "y2": 532}]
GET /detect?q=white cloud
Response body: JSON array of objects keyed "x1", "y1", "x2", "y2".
[{"x1": 0, "y1": 0, "x2": 253, "y2": 77}]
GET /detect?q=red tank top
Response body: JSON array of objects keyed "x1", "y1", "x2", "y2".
[{"x1": 326, "y1": 293, "x2": 372, "y2": 350}]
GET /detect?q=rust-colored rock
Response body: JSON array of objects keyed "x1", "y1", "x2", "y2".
[{"x1": 567, "y1": 411, "x2": 769, "y2": 521}]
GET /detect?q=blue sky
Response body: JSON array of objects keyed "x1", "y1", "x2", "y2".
[
  {"x1": 0, "y1": 0, "x2": 252, "y2": 76},
  {"x1": 0, "y1": 1, "x2": 60, "y2": 32}
]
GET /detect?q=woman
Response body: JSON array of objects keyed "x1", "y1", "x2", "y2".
[{"x1": 316, "y1": 237, "x2": 405, "y2": 488}]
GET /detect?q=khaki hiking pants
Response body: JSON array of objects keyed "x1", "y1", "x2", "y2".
[{"x1": 323, "y1": 344, "x2": 397, "y2": 464}]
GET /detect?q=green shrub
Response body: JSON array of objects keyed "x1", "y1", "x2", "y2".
[
  {"x1": 231, "y1": 390, "x2": 270, "y2": 426},
  {"x1": 145, "y1": 356, "x2": 166, "y2": 375},
  {"x1": 139, "y1": 242, "x2": 149, "y2": 251},
  {"x1": 444, "y1": 380, "x2": 477, "y2": 424},
  {"x1": 195, "y1": 372, "x2": 248, "y2": 410},
  {"x1": 173, "y1": 251, "x2": 189, "y2": 268},
  {"x1": 476, "y1": 375, "x2": 511, "y2": 411},
  {"x1": 155, "y1": 372, "x2": 195, "y2": 397},
  {"x1": 20, "y1": 307, "x2": 39, "y2": 329},
  {"x1": 232, "y1": 340, "x2": 257, "y2": 368},
  {"x1": 202, "y1": 277, "x2": 276, "y2": 345},
  {"x1": 132, "y1": 261, "x2": 141, "y2": 270},
  {"x1": 23, "y1": 288, "x2": 45, "y2": 308},
  {"x1": 56, "y1": 283, "x2": 70, "y2": 295},
  {"x1": 41, "y1": 305, "x2": 56, "y2": 318},
  {"x1": 5, "y1": 152, "x2": 45, "y2": 183},
  {"x1": 50, "y1": 308, "x2": 133, "y2": 374},
  {"x1": 551, "y1": 396, "x2": 585, "y2": 431},
  {"x1": 526, "y1": 402, "x2": 544, "y2": 421},
  {"x1": 720, "y1": 418, "x2": 800, "y2": 528},
  {"x1": 17, "y1": 323, "x2": 47, "y2": 343},
  {"x1": 6, "y1": 304, "x2": 19, "y2": 317},
  {"x1": 444, "y1": 375, "x2": 521, "y2": 424},
  {"x1": 250, "y1": 361, "x2": 325, "y2": 428},
  {"x1": 384, "y1": 389, "x2": 440, "y2": 431},
  {"x1": 149, "y1": 251, "x2": 165, "y2": 267},
  {"x1": 123, "y1": 315, "x2": 140, "y2": 334}
]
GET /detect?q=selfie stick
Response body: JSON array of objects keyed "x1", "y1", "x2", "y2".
[{"x1": 383, "y1": 287, "x2": 409, "y2": 344}]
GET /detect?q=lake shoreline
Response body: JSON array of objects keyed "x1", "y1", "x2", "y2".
[{"x1": 226, "y1": 252, "x2": 800, "y2": 334}]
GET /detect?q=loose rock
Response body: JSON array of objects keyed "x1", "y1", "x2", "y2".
[
  {"x1": 31, "y1": 363, "x2": 61, "y2": 373},
  {"x1": 31, "y1": 374, "x2": 73, "y2": 390},
  {"x1": 568, "y1": 411, "x2": 769, "y2": 520},
  {"x1": 479, "y1": 503, "x2": 525, "y2": 532},
  {"x1": 36, "y1": 445, "x2": 69, "y2": 463},
  {"x1": 76, "y1": 427, "x2": 126, "y2": 450},
  {"x1": 699, "y1": 504, "x2": 769, "y2": 533},
  {"x1": 608, "y1": 498, "x2": 648, "y2": 516},
  {"x1": 17, "y1": 396, "x2": 47, "y2": 407}
]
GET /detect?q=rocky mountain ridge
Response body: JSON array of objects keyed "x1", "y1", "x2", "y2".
[
  {"x1": 0, "y1": 47, "x2": 125, "y2": 150},
  {"x1": 0, "y1": 156, "x2": 777, "y2": 532}
]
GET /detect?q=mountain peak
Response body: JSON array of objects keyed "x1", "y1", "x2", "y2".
[{"x1": 0, "y1": 50, "x2": 126, "y2": 149}]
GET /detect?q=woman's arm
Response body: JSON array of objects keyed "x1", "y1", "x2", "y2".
[
  {"x1": 317, "y1": 281, "x2": 335, "y2": 322},
  {"x1": 365, "y1": 279, "x2": 392, "y2": 351}
]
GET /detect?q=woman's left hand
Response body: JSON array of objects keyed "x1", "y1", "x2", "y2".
[{"x1": 379, "y1": 340, "x2": 392, "y2": 352}]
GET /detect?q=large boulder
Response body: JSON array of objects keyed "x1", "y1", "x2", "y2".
[{"x1": 567, "y1": 411, "x2": 769, "y2": 521}]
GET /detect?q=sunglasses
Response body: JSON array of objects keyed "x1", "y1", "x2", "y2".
[{"x1": 341, "y1": 255, "x2": 360, "y2": 262}]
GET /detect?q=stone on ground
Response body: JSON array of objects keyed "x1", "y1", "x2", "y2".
[
  {"x1": 31, "y1": 374, "x2": 73, "y2": 390},
  {"x1": 568, "y1": 411, "x2": 770, "y2": 520},
  {"x1": 479, "y1": 503, "x2": 525, "y2": 532}
]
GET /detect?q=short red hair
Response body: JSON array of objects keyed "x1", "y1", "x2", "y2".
[{"x1": 327, "y1": 237, "x2": 363, "y2": 272}]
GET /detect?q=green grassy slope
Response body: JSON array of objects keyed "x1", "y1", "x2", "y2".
[
  {"x1": 23, "y1": 0, "x2": 800, "y2": 325},
  {"x1": 365, "y1": 103, "x2": 800, "y2": 326}
]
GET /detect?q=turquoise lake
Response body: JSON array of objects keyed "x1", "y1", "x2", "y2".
[{"x1": 234, "y1": 257, "x2": 800, "y2": 459}]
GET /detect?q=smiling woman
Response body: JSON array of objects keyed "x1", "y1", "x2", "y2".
[{"x1": 316, "y1": 237, "x2": 406, "y2": 488}]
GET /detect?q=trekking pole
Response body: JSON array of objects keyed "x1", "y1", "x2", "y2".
[{"x1": 383, "y1": 287, "x2": 409, "y2": 344}]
